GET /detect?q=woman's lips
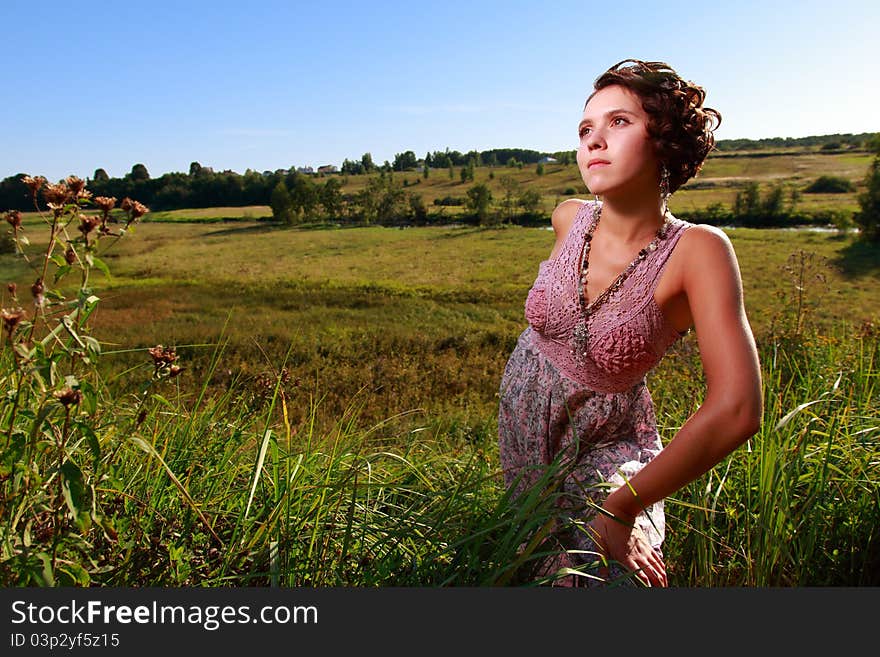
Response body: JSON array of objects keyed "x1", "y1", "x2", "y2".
[{"x1": 588, "y1": 160, "x2": 610, "y2": 169}]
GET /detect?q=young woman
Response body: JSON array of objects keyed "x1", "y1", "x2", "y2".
[{"x1": 497, "y1": 60, "x2": 763, "y2": 587}]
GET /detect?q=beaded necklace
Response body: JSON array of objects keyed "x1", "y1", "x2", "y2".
[{"x1": 570, "y1": 203, "x2": 671, "y2": 361}]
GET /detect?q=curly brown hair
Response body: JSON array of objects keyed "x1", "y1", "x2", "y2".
[{"x1": 587, "y1": 59, "x2": 721, "y2": 194}]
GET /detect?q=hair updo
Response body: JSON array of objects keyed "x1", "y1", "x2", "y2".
[{"x1": 588, "y1": 59, "x2": 722, "y2": 194}]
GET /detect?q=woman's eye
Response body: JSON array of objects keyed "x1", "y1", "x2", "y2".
[
  {"x1": 579, "y1": 127, "x2": 591, "y2": 138},
  {"x1": 612, "y1": 117, "x2": 629, "y2": 126}
]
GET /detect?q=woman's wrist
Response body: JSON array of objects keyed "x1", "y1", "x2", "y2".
[{"x1": 602, "y1": 487, "x2": 641, "y2": 525}]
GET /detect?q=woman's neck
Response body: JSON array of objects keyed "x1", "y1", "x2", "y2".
[{"x1": 597, "y1": 194, "x2": 667, "y2": 246}]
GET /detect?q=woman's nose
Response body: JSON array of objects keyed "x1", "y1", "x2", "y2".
[{"x1": 585, "y1": 128, "x2": 605, "y2": 150}]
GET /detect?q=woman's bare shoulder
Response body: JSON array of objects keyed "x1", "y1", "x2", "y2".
[
  {"x1": 678, "y1": 223, "x2": 736, "y2": 255},
  {"x1": 551, "y1": 198, "x2": 589, "y2": 236},
  {"x1": 677, "y1": 223, "x2": 742, "y2": 283}
]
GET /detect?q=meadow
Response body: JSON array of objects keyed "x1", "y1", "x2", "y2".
[{"x1": 1, "y1": 150, "x2": 878, "y2": 587}]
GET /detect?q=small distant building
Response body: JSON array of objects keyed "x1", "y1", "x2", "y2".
[
  {"x1": 538, "y1": 156, "x2": 557, "y2": 164},
  {"x1": 296, "y1": 166, "x2": 315, "y2": 174},
  {"x1": 317, "y1": 165, "x2": 338, "y2": 174}
]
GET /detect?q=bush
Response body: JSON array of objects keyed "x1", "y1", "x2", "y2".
[
  {"x1": 804, "y1": 176, "x2": 855, "y2": 194},
  {"x1": 433, "y1": 196, "x2": 464, "y2": 206}
]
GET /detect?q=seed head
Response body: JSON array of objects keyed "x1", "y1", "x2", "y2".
[
  {"x1": 54, "y1": 386, "x2": 83, "y2": 407},
  {"x1": 120, "y1": 197, "x2": 134, "y2": 212},
  {"x1": 1, "y1": 307, "x2": 26, "y2": 336},
  {"x1": 7, "y1": 282, "x2": 17, "y2": 299},
  {"x1": 65, "y1": 244, "x2": 77, "y2": 265},
  {"x1": 168, "y1": 364, "x2": 183, "y2": 378},
  {"x1": 5, "y1": 210, "x2": 22, "y2": 230}
]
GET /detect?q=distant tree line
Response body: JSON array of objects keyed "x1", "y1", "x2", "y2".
[{"x1": 713, "y1": 132, "x2": 874, "y2": 153}]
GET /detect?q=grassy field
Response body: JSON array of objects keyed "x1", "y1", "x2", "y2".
[
  {"x1": 3, "y1": 217, "x2": 877, "y2": 430},
  {"x1": 1, "y1": 151, "x2": 878, "y2": 587}
]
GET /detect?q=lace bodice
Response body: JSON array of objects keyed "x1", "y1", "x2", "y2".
[{"x1": 525, "y1": 200, "x2": 691, "y2": 393}]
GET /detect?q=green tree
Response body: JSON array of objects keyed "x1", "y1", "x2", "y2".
[
  {"x1": 270, "y1": 180, "x2": 294, "y2": 225},
  {"x1": 409, "y1": 193, "x2": 428, "y2": 224},
  {"x1": 356, "y1": 176, "x2": 407, "y2": 224},
  {"x1": 519, "y1": 188, "x2": 542, "y2": 216},
  {"x1": 500, "y1": 175, "x2": 520, "y2": 223},
  {"x1": 290, "y1": 174, "x2": 318, "y2": 221},
  {"x1": 466, "y1": 183, "x2": 494, "y2": 225},
  {"x1": 762, "y1": 183, "x2": 786, "y2": 219},
  {"x1": 448, "y1": 162, "x2": 454, "y2": 180},
  {"x1": 361, "y1": 153, "x2": 375, "y2": 172},
  {"x1": 536, "y1": 163, "x2": 545, "y2": 176},
  {"x1": 393, "y1": 150, "x2": 418, "y2": 171},
  {"x1": 423, "y1": 162, "x2": 429, "y2": 179},
  {"x1": 93, "y1": 168, "x2": 109, "y2": 182},
  {"x1": 855, "y1": 149, "x2": 880, "y2": 242},
  {"x1": 733, "y1": 181, "x2": 761, "y2": 218},
  {"x1": 129, "y1": 163, "x2": 150, "y2": 181},
  {"x1": 320, "y1": 178, "x2": 344, "y2": 219}
]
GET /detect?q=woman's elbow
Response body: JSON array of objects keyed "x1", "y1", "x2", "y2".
[
  {"x1": 725, "y1": 396, "x2": 763, "y2": 442},
  {"x1": 705, "y1": 389, "x2": 763, "y2": 447}
]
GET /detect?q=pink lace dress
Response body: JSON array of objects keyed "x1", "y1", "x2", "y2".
[{"x1": 497, "y1": 200, "x2": 693, "y2": 586}]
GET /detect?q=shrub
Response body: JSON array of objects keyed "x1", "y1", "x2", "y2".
[
  {"x1": 804, "y1": 176, "x2": 855, "y2": 194},
  {"x1": 433, "y1": 196, "x2": 464, "y2": 206}
]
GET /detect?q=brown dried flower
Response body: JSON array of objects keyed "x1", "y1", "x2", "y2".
[
  {"x1": 128, "y1": 201, "x2": 149, "y2": 222},
  {"x1": 1, "y1": 307, "x2": 26, "y2": 336},
  {"x1": 22, "y1": 175, "x2": 46, "y2": 199},
  {"x1": 43, "y1": 182, "x2": 72, "y2": 206},
  {"x1": 78, "y1": 215, "x2": 101, "y2": 239},
  {"x1": 120, "y1": 197, "x2": 134, "y2": 212},
  {"x1": 5, "y1": 210, "x2": 22, "y2": 230},
  {"x1": 31, "y1": 278, "x2": 45, "y2": 307},
  {"x1": 65, "y1": 176, "x2": 86, "y2": 197},
  {"x1": 65, "y1": 244, "x2": 77, "y2": 265},
  {"x1": 168, "y1": 364, "x2": 183, "y2": 378},
  {"x1": 94, "y1": 196, "x2": 116, "y2": 219},
  {"x1": 148, "y1": 344, "x2": 178, "y2": 370},
  {"x1": 54, "y1": 386, "x2": 83, "y2": 407},
  {"x1": 7, "y1": 282, "x2": 17, "y2": 299}
]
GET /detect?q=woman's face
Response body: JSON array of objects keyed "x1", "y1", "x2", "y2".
[{"x1": 576, "y1": 84, "x2": 659, "y2": 199}]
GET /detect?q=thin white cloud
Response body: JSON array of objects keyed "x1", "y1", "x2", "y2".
[
  {"x1": 387, "y1": 102, "x2": 568, "y2": 115},
  {"x1": 218, "y1": 128, "x2": 299, "y2": 138}
]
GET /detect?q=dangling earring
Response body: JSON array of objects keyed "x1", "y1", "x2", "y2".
[
  {"x1": 659, "y1": 165, "x2": 671, "y2": 217},
  {"x1": 594, "y1": 193, "x2": 601, "y2": 205}
]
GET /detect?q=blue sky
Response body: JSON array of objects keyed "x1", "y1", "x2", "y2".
[{"x1": 2, "y1": 0, "x2": 877, "y2": 182}]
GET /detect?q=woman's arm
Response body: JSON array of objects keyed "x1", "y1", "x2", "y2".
[
  {"x1": 548, "y1": 199, "x2": 585, "y2": 260},
  {"x1": 592, "y1": 225, "x2": 763, "y2": 584}
]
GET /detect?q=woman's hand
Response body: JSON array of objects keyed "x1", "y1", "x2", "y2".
[{"x1": 589, "y1": 510, "x2": 667, "y2": 587}]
